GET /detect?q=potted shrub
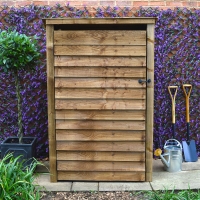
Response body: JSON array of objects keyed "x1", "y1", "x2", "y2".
[{"x1": 0, "y1": 30, "x2": 41, "y2": 164}]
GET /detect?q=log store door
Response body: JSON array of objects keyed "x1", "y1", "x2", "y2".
[{"x1": 46, "y1": 19, "x2": 155, "y2": 182}]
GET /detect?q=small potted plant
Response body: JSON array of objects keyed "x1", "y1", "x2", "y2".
[{"x1": 0, "y1": 30, "x2": 41, "y2": 164}]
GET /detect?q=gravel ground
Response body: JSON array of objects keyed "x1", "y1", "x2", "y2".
[{"x1": 40, "y1": 191, "x2": 150, "y2": 200}]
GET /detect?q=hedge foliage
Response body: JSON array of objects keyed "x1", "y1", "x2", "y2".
[{"x1": 0, "y1": 4, "x2": 199, "y2": 157}]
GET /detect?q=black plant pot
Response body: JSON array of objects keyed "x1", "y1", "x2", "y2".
[{"x1": 1, "y1": 137, "x2": 37, "y2": 166}]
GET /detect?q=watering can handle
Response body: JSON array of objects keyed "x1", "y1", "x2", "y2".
[{"x1": 164, "y1": 139, "x2": 182, "y2": 150}]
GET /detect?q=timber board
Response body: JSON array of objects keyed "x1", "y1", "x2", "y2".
[
  {"x1": 57, "y1": 151, "x2": 145, "y2": 162},
  {"x1": 56, "y1": 120, "x2": 145, "y2": 130},
  {"x1": 54, "y1": 56, "x2": 146, "y2": 67},
  {"x1": 56, "y1": 130, "x2": 145, "y2": 141},
  {"x1": 55, "y1": 78, "x2": 146, "y2": 88},
  {"x1": 55, "y1": 67, "x2": 146, "y2": 78},
  {"x1": 44, "y1": 18, "x2": 156, "y2": 25},
  {"x1": 55, "y1": 110, "x2": 145, "y2": 120},
  {"x1": 46, "y1": 25, "x2": 57, "y2": 182},
  {"x1": 55, "y1": 88, "x2": 146, "y2": 99},
  {"x1": 57, "y1": 171, "x2": 145, "y2": 181},
  {"x1": 57, "y1": 161, "x2": 145, "y2": 171},
  {"x1": 55, "y1": 99, "x2": 145, "y2": 110},
  {"x1": 54, "y1": 30, "x2": 146, "y2": 45},
  {"x1": 56, "y1": 141, "x2": 145, "y2": 152},
  {"x1": 54, "y1": 45, "x2": 146, "y2": 56}
]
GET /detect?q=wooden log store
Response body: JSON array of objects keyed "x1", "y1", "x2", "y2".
[{"x1": 45, "y1": 18, "x2": 156, "y2": 182}]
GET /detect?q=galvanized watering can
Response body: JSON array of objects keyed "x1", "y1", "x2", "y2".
[{"x1": 160, "y1": 139, "x2": 183, "y2": 172}]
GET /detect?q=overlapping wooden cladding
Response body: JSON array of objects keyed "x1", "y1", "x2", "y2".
[
  {"x1": 56, "y1": 130, "x2": 145, "y2": 141},
  {"x1": 58, "y1": 171, "x2": 145, "y2": 181},
  {"x1": 54, "y1": 56, "x2": 146, "y2": 67},
  {"x1": 57, "y1": 161, "x2": 145, "y2": 171},
  {"x1": 57, "y1": 151, "x2": 145, "y2": 161},
  {"x1": 54, "y1": 29, "x2": 147, "y2": 181},
  {"x1": 54, "y1": 30, "x2": 146, "y2": 45}
]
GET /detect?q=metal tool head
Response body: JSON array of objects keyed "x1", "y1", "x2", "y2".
[{"x1": 182, "y1": 140, "x2": 198, "y2": 162}]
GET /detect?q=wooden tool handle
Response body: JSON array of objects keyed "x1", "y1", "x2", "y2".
[
  {"x1": 168, "y1": 86, "x2": 178, "y2": 124},
  {"x1": 182, "y1": 84, "x2": 192, "y2": 123}
]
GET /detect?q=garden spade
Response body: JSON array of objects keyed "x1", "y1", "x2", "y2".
[
  {"x1": 168, "y1": 86, "x2": 178, "y2": 139},
  {"x1": 182, "y1": 84, "x2": 198, "y2": 162}
]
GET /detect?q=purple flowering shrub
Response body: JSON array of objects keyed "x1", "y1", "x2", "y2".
[
  {"x1": 0, "y1": 4, "x2": 199, "y2": 157},
  {"x1": 0, "y1": 5, "x2": 50, "y2": 157},
  {"x1": 138, "y1": 8, "x2": 200, "y2": 155}
]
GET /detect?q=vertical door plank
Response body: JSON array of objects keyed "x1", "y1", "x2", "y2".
[
  {"x1": 46, "y1": 25, "x2": 57, "y2": 182},
  {"x1": 146, "y1": 24, "x2": 155, "y2": 182}
]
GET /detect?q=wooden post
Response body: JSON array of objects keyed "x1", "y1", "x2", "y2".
[
  {"x1": 146, "y1": 24, "x2": 155, "y2": 182},
  {"x1": 46, "y1": 24, "x2": 57, "y2": 182}
]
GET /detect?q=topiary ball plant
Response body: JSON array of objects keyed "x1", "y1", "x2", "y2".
[{"x1": 0, "y1": 30, "x2": 41, "y2": 144}]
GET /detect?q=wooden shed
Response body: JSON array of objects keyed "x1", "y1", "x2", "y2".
[{"x1": 45, "y1": 18, "x2": 156, "y2": 182}]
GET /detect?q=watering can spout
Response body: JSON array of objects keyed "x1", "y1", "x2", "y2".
[
  {"x1": 160, "y1": 154, "x2": 170, "y2": 168},
  {"x1": 154, "y1": 148, "x2": 170, "y2": 168}
]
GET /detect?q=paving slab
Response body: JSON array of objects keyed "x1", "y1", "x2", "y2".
[
  {"x1": 34, "y1": 174, "x2": 72, "y2": 191},
  {"x1": 182, "y1": 158, "x2": 200, "y2": 171},
  {"x1": 34, "y1": 159, "x2": 200, "y2": 192},
  {"x1": 153, "y1": 159, "x2": 165, "y2": 172},
  {"x1": 99, "y1": 182, "x2": 152, "y2": 191},
  {"x1": 36, "y1": 161, "x2": 49, "y2": 173},
  {"x1": 72, "y1": 182, "x2": 98, "y2": 191},
  {"x1": 151, "y1": 170, "x2": 200, "y2": 190},
  {"x1": 153, "y1": 158, "x2": 200, "y2": 172}
]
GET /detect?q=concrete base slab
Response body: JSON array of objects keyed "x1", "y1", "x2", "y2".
[
  {"x1": 182, "y1": 158, "x2": 200, "y2": 171},
  {"x1": 36, "y1": 161, "x2": 49, "y2": 173},
  {"x1": 34, "y1": 174, "x2": 72, "y2": 191},
  {"x1": 153, "y1": 159, "x2": 165, "y2": 172},
  {"x1": 152, "y1": 170, "x2": 200, "y2": 190},
  {"x1": 33, "y1": 159, "x2": 200, "y2": 192},
  {"x1": 99, "y1": 182, "x2": 152, "y2": 191},
  {"x1": 72, "y1": 182, "x2": 98, "y2": 191},
  {"x1": 153, "y1": 158, "x2": 200, "y2": 172}
]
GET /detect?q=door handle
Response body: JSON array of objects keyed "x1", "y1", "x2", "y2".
[{"x1": 138, "y1": 79, "x2": 151, "y2": 84}]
